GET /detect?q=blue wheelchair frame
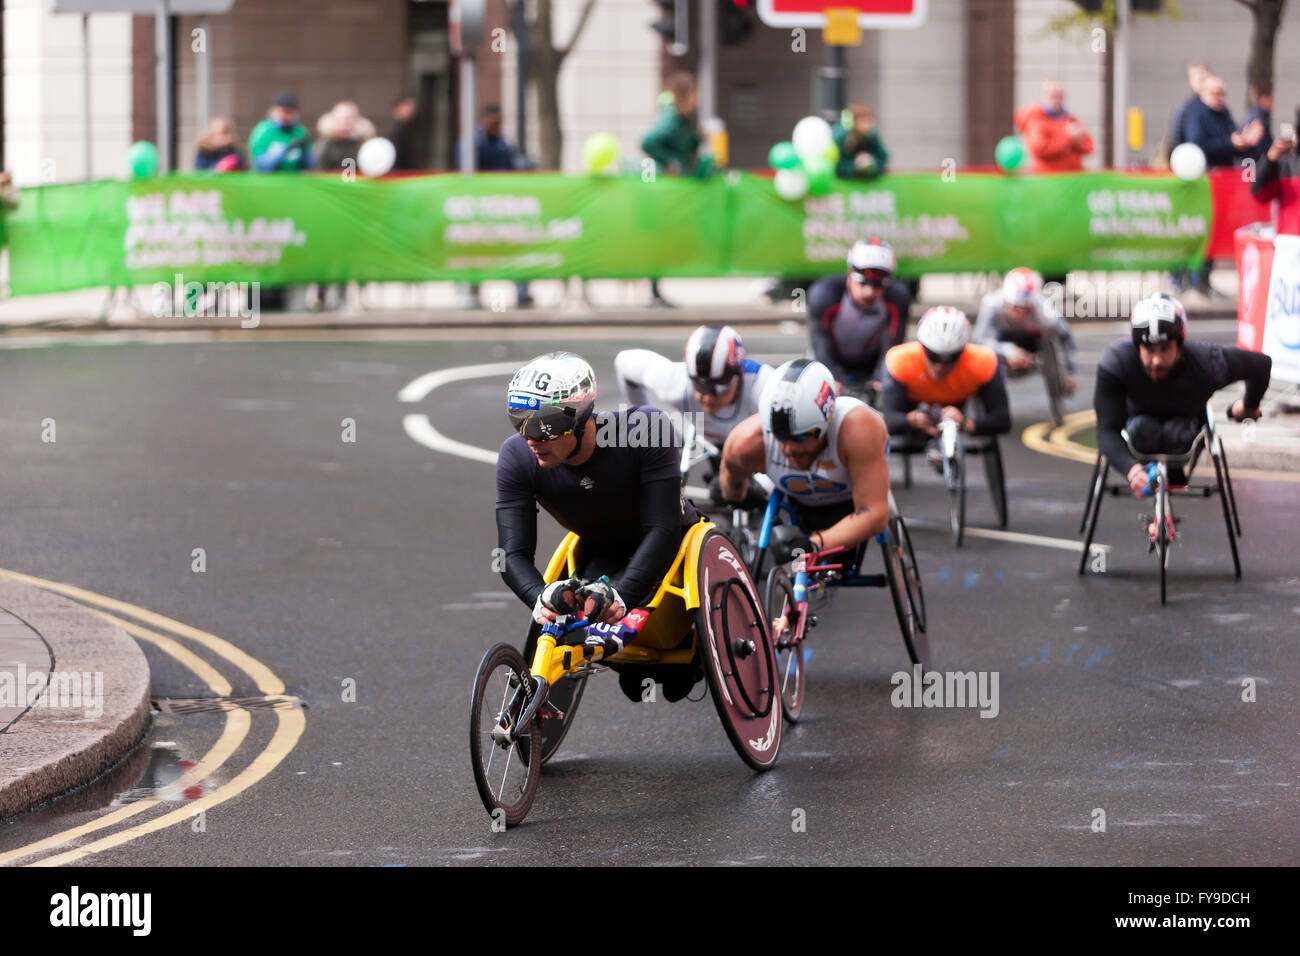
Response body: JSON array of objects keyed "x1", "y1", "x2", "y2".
[{"x1": 754, "y1": 485, "x2": 890, "y2": 590}]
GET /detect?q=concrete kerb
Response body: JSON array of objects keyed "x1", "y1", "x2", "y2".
[{"x1": 0, "y1": 577, "x2": 151, "y2": 821}]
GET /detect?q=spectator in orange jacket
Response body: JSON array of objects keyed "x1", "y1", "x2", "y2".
[{"x1": 1014, "y1": 80, "x2": 1094, "y2": 173}]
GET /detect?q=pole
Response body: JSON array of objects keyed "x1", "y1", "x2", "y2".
[
  {"x1": 513, "y1": 0, "x2": 527, "y2": 154},
  {"x1": 155, "y1": 0, "x2": 172, "y2": 172},
  {"x1": 197, "y1": 14, "x2": 211, "y2": 134},
  {"x1": 82, "y1": 14, "x2": 92, "y2": 181},
  {"x1": 1113, "y1": 0, "x2": 1129, "y2": 169},
  {"x1": 698, "y1": 0, "x2": 716, "y2": 122},
  {"x1": 829, "y1": 45, "x2": 845, "y2": 115},
  {"x1": 459, "y1": 56, "x2": 475, "y2": 173}
]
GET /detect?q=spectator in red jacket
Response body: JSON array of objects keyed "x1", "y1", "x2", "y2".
[
  {"x1": 1251, "y1": 109, "x2": 1299, "y2": 236},
  {"x1": 1014, "y1": 81, "x2": 1095, "y2": 173}
]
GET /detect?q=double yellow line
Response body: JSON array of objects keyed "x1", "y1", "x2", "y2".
[
  {"x1": 0, "y1": 569, "x2": 305, "y2": 867},
  {"x1": 1021, "y1": 410, "x2": 1300, "y2": 483}
]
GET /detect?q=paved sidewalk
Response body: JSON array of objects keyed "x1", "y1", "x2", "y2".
[
  {"x1": 0, "y1": 577, "x2": 151, "y2": 820},
  {"x1": 0, "y1": 269, "x2": 1241, "y2": 331}
]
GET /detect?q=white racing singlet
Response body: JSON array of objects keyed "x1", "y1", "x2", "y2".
[
  {"x1": 762, "y1": 396, "x2": 867, "y2": 507},
  {"x1": 614, "y1": 350, "x2": 772, "y2": 447}
]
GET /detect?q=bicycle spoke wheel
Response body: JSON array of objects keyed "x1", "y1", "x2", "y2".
[
  {"x1": 469, "y1": 643, "x2": 542, "y2": 827},
  {"x1": 884, "y1": 517, "x2": 931, "y2": 670},
  {"x1": 696, "y1": 530, "x2": 781, "y2": 771},
  {"x1": 765, "y1": 566, "x2": 805, "y2": 723}
]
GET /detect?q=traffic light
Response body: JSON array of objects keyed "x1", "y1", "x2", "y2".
[
  {"x1": 721, "y1": 2, "x2": 753, "y2": 45},
  {"x1": 651, "y1": 0, "x2": 688, "y2": 56}
]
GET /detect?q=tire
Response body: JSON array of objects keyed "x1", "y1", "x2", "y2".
[
  {"x1": 945, "y1": 454, "x2": 966, "y2": 547},
  {"x1": 521, "y1": 622, "x2": 587, "y2": 766},
  {"x1": 469, "y1": 643, "x2": 542, "y2": 828},
  {"x1": 894, "y1": 511, "x2": 927, "y2": 633},
  {"x1": 764, "y1": 566, "x2": 805, "y2": 723},
  {"x1": 884, "y1": 516, "x2": 931, "y2": 671},
  {"x1": 1156, "y1": 489, "x2": 1169, "y2": 606},
  {"x1": 695, "y1": 529, "x2": 781, "y2": 771}
]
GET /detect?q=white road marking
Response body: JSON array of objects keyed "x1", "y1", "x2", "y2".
[
  {"x1": 402, "y1": 413, "x2": 499, "y2": 465},
  {"x1": 905, "y1": 518, "x2": 1110, "y2": 553},
  {"x1": 397, "y1": 360, "x2": 521, "y2": 404}
]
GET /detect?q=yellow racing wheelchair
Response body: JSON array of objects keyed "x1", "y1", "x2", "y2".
[{"x1": 469, "y1": 520, "x2": 782, "y2": 827}]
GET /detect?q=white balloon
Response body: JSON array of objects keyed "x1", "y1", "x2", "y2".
[
  {"x1": 791, "y1": 116, "x2": 834, "y2": 161},
  {"x1": 1169, "y1": 142, "x2": 1207, "y2": 181},
  {"x1": 774, "y1": 168, "x2": 809, "y2": 201},
  {"x1": 358, "y1": 137, "x2": 397, "y2": 177}
]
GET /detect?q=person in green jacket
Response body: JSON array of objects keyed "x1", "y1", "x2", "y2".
[
  {"x1": 249, "y1": 91, "x2": 315, "y2": 173},
  {"x1": 639, "y1": 72, "x2": 709, "y2": 307},
  {"x1": 834, "y1": 104, "x2": 889, "y2": 180}
]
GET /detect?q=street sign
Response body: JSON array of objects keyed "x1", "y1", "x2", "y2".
[
  {"x1": 823, "y1": 7, "x2": 862, "y2": 44},
  {"x1": 49, "y1": 1, "x2": 235, "y2": 12},
  {"x1": 756, "y1": 0, "x2": 927, "y2": 29}
]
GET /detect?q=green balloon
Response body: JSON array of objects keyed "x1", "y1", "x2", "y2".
[
  {"x1": 127, "y1": 141, "x2": 159, "y2": 179},
  {"x1": 803, "y1": 155, "x2": 833, "y2": 196},
  {"x1": 582, "y1": 132, "x2": 620, "y2": 174},
  {"x1": 823, "y1": 142, "x2": 840, "y2": 164},
  {"x1": 768, "y1": 141, "x2": 800, "y2": 170},
  {"x1": 994, "y1": 135, "x2": 1026, "y2": 173}
]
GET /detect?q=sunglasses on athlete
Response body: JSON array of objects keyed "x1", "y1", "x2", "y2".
[{"x1": 922, "y1": 346, "x2": 964, "y2": 366}]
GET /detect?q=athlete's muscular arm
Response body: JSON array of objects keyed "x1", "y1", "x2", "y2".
[
  {"x1": 879, "y1": 369, "x2": 916, "y2": 434},
  {"x1": 814, "y1": 408, "x2": 891, "y2": 551},
  {"x1": 1221, "y1": 346, "x2": 1272, "y2": 414},
  {"x1": 719, "y1": 414, "x2": 768, "y2": 502},
  {"x1": 806, "y1": 277, "x2": 851, "y2": 382},
  {"x1": 613, "y1": 349, "x2": 687, "y2": 410},
  {"x1": 971, "y1": 293, "x2": 1013, "y2": 361},
  {"x1": 495, "y1": 445, "x2": 546, "y2": 608},
  {"x1": 968, "y1": 366, "x2": 1012, "y2": 436},
  {"x1": 612, "y1": 476, "x2": 686, "y2": 608},
  {"x1": 1093, "y1": 362, "x2": 1137, "y2": 477}
]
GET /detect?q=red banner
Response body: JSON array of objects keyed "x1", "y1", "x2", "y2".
[
  {"x1": 1209, "y1": 167, "x2": 1274, "y2": 259},
  {"x1": 1234, "y1": 226, "x2": 1273, "y2": 352}
]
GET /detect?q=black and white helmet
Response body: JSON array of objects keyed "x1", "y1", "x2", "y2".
[
  {"x1": 759, "y1": 358, "x2": 837, "y2": 442},
  {"x1": 917, "y1": 306, "x2": 971, "y2": 364},
  {"x1": 685, "y1": 325, "x2": 745, "y2": 395},
  {"x1": 1130, "y1": 293, "x2": 1187, "y2": 347},
  {"x1": 506, "y1": 351, "x2": 597, "y2": 441}
]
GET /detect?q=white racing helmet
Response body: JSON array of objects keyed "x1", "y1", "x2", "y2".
[
  {"x1": 1002, "y1": 267, "x2": 1043, "y2": 308},
  {"x1": 506, "y1": 351, "x2": 597, "y2": 441},
  {"x1": 916, "y1": 306, "x2": 971, "y2": 364},
  {"x1": 847, "y1": 237, "x2": 896, "y2": 281},
  {"x1": 759, "y1": 358, "x2": 837, "y2": 441}
]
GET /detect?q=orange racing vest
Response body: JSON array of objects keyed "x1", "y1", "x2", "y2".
[{"x1": 885, "y1": 342, "x2": 999, "y2": 407}]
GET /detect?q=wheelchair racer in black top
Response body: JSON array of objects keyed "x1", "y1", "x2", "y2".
[
  {"x1": 807, "y1": 238, "x2": 912, "y2": 399},
  {"x1": 1095, "y1": 294, "x2": 1272, "y2": 497},
  {"x1": 496, "y1": 351, "x2": 701, "y2": 700}
]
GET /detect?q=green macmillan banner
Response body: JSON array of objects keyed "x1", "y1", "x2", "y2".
[{"x1": 2, "y1": 170, "x2": 1211, "y2": 295}]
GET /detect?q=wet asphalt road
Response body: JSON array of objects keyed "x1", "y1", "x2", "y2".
[{"x1": 0, "y1": 322, "x2": 1296, "y2": 866}]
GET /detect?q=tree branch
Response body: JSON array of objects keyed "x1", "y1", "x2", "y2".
[{"x1": 557, "y1": 0, "x2": 598, "y2": 65}]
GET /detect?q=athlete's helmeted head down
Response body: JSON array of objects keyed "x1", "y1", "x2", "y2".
[
  {"x1": 506, "y1": 352, "x2": 597, "y2": 464},
  {"x1": 1129, "y1": 293, "x2": 1187, "y2": 383},
  {"x1": 759, "y1": 358, "x2": 838, "y2": 470},
  {"x1": 685, "y1": 325, "x2": 747, "y2": 415}
]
